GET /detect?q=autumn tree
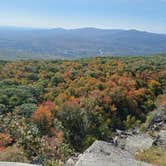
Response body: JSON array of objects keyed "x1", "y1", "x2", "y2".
[{"x1": 32, "y1": 101, "x2": 56, "y2": 135}]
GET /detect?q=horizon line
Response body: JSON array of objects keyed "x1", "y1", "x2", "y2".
[{"x1": 0, "y1": 25, "x2": 165, "y2": 35}]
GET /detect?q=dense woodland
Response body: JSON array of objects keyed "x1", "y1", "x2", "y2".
[{"x1": 0, "y1": 55, "x2": 166, "y2": 165}]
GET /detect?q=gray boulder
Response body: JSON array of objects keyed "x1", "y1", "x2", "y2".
[
  {"x1": 148, "y1": 106, "x2": 166, "y2": 130},
  {"x1": 153, "y1": 130, "x2": 166, "y2": 146},
  {"x1": 158, "y1": 130, "x2": 166, "y2": 145},
  {"x1": 125, "y1": 134, "x2": 154, "y2": 154},
  {"x1": 66, "y1": 158, "x2": 76, "y2": 166},
  {"x1": 65, "y1": 153, "x2": 81, "y2": 166},
  {"x1": 151, "y1": 107, "x2": 166, "y2": 123},
  {"x1": 75, "y1": 140, "x2": 153, "y2": 166}
]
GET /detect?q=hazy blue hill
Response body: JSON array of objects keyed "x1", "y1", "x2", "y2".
[{"x1": 0, "y1": 27, "x2": 166, "y2": 59}]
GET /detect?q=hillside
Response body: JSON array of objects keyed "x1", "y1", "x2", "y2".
[
  {"x1": 0, "y1": 27, "x2": 166, "y2": 59},
  {"x1": 0, "y1": 55, "x2": 166, "y2": 165}
]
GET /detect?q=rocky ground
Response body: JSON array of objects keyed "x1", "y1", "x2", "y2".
[
  {"x1": 74, "y1": 140, "x2": 153, "y2": 166},
  {"x1": 65, "y1": 134, "x2": 156, "y2": 166},
  {"x1": 66, "y1": 105, "x2": 166, "y2": 166}
]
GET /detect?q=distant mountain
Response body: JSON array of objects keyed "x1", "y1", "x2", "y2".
[{"x1": 0, "y1": 27, "x2": 166, "y2": 59}]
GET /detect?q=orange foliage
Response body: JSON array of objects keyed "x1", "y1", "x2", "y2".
[
  {"x1": 41, "y1": 101, "x2": 56, "y2": 112},
  {"x1": 127, "y1": 88, "x2": 146, "y2": 100},
  {"x1": 107, "y1": 80, "x2": 117, "y2": 87},
  {"x1": 117, "y1": 61, "x2": 124, "y2": 70},
  {"x1": 0, "y1": 133, "x2": 13, "y2": 151},
  {"x1": 32, "y1": 101, "x2": 56, "y2": 132},
  {"x1": 66, "y1": 97, "x2": 80, "y2": 107},
  {"x1": 118, "y1": 76, "x2": 136, "y2": 89}
]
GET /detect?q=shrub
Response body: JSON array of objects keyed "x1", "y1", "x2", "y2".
[
  {"x1": 156, "y1": 94, "x2": 166, "y2": 107},
  {"x1": 14, "y1": 103, "x2": 37, "y2": 118},
  {"x1": 135, "y1": 146, "x2": 166, "y2": 166},
  {"x1": 32, "y1": 101, "x2": 55, "y2": 135},
  {"x1": 58, "y1": 105, "x2": 85, "y2": 150},
  {"x1": 17, "y1": 122, "x2": 42, "y2": 158},
  {"x1": 0, "y1": 145, "x2": 29, "y2": 163},
  {"x1": 51, "y1": 73, "x2": 64, "y2": 86},
  {"x1": 82, "y1": 135, "x2": 96, "y2": 150},
  {"x1": 124, "y1": 115, "x2": 141, "y2": 129},
  {"x1": 0, "y1": 104, "x2": 7, "y2": 114},
  {"x1": 0, "y1": 133, "x2": 13, "y2": 148}
]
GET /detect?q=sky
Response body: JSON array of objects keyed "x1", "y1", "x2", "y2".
[{"x1": 0, "y1": 0, "x2": 166, "y2": 33}]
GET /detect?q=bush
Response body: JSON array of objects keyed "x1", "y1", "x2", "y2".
[
  {"x1": 32, "y1": 101, "x2": 55, "y2": 135},
  {"x1": 17, "y1": 122, "x2": 42, "y2": 158},
  {"x1": 14, "y1": 103, "x2": 37, "y2": 118},
  {"x1": 58, "y1": 103, "x2": 111, "y2": 151},
  {"x1": 135, "y1": 146, "x2": 166, "y2": 166},
  {"x1": 124, "y1": 115, "x2": 141, "y2": 129},
  {"x1": 51, "y1": 73, "x2": 64, "y2": 86},
  {"x1": 0, "y1": 104, "x2": 7, "y2": 114},
  {"x1": 0, "y1": 145, "x2": 29, "y2": 163},
  {"x1": 0, "y1": 133, "x2": 13, "y2": 147},
  {"x1": 58, "y1": 105, "x2": 86, "y2": 151},
  {"x1": 82, "y1": 135, "x2": 96, "y2": 150}
]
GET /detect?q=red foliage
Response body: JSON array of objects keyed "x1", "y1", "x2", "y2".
[
  {"x1": 0, "y1": 133, "x2": 13, "y2": 151},
  {"x1": 66, "y1": 97, "x2": 80, "y2": 107},
  {"x1": 32, "y1": 101, "x2": 56, "y2": 132},
  {"x1": 41, "y1": 101, "x2": 56, "y2": 112}
]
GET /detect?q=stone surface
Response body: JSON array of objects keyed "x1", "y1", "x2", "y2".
[
  {"x1": 125, "y1": 134, "x2": 154, "y2": 153},
  {"x1": 66, "y1": 158, "x2": 75, "y2": 166},
  {"x1": 158, "y1": 130, "x2": 166, "y2": 145},
  {"x1": 154, "y1": 130, "x2": 166, "y2": 146},
  {"x1": 151, "y1": 107, "x2": 166, "y2": 123},
  {"x1": 0, "y1": 163, "x2": 39, "y2": 166},
  {"x1": 147, "y1": 106, "x2": 166, "y2": 131},
  {"x1": 75, "y1": 140, "x2": 153, "y2": 166},
  {"x1": 65, "y1": 153, "x2": 81, "y2": 166}
]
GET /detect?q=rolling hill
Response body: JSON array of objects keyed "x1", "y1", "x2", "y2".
[{"x1": 0, "y1": 27, "x2": 166, "y2": 59}]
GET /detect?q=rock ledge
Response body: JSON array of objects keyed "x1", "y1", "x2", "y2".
[{"x1": 74, "y1": 140, "x2": 153, "y2": 166}]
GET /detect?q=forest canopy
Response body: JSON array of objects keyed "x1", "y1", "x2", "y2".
[{"x1": 0, "y1": 55, "x2": 166, "y2": 165}]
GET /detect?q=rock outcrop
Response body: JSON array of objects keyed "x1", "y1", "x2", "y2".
[
  {"x1": 125, "y1": 134, "x2": 154, "y2": 153},
  {"x1": 146, "y1": 105, "x2": 166, "y2": 131},
  {"x1": 153, "y1": 130, "x2": 166, "y2": 146},
  {"x1": 66, "y1": 141, "x2": 152, "y2": 166},
  {"x1": 74, "y1": 140, "x2": 153, "y2": 166}
]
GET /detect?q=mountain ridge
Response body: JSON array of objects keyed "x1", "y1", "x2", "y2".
[{"x1": 0, "y1": 27, "x2": 166, "y2": 60}]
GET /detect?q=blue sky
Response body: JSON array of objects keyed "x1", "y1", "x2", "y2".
[{"x1": 0, "y1": 0, "x2": 166, "y2": 33}]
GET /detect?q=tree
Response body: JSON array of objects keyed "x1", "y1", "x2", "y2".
[{"x1": 32, "y1": 101, "x2": 55, "y2": 135}]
